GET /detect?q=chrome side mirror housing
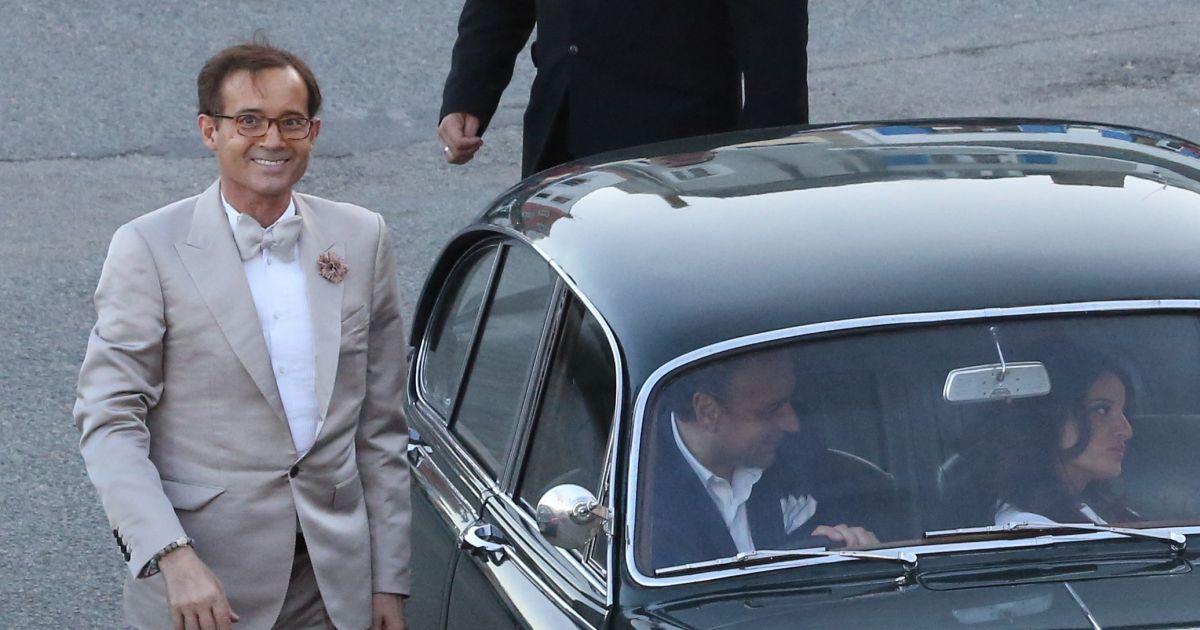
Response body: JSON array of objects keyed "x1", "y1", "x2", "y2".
[{"x1": 536, "y1": 484, "x2": 607, "y2": 550}]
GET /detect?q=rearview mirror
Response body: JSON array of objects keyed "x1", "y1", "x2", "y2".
[{"x1": 943, "y1": 362, "x2": 1050, "y2": 403}]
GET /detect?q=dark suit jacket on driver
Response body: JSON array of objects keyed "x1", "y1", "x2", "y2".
[{"x1": 645, "y1": 417, "x2": 888, "y2": 572}]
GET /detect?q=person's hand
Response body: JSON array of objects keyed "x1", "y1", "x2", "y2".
[
  {"x1": 811, "y1": 524, "x2": 879, "y2": 549},
  {"x1": 371, "y1": 592, "x2": 407, "y2": 630},
  {"x1": 159, "y1": 546, "x2": 239, "y2": 630},
  {"x1": 438, "y1": 112, "x2": 484, "y2": 165}
]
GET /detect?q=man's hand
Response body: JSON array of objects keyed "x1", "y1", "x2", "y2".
[
  {"x1": 159, "y1": 547, "x2": 239, "y2": 630},
  {"x1": 438, "y1": 112, "x2": 484, "y2": 165},
  {"x1": 811, "y1": 524, "x2": 879, "y2": 549},
  {"x1": 372, "y1": 592, "x2": 407, "y2": 630}
]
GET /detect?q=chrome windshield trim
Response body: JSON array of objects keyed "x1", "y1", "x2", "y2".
[{"x1": 624, "y1": 299, "x2": 1200, "y2": 588}]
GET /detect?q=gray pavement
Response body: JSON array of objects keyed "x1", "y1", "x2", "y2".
[{"x1": 2, "y1": 1, "x2": 1199, "y2": 627}]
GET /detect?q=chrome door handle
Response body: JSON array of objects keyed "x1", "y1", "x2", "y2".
[
  {"x1": 461, "y1": 523, "x2": 508, "y2": 563},
  {"x1": 405, "y1": 442, "x2": 432, "y2": 466},
  {"x1": 406, "y1": 429, "x2": 432, "y2": 466}
]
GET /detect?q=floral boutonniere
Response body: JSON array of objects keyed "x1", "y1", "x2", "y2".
[{"x1": 317, "y1": 251, "x2": 349, "y2": 283}]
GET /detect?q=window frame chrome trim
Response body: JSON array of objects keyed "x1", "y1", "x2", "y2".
[
  {"x1": 536, "y1": 252, "x2": 624, "y2": 608},
  {"x1": 624, "y1": 299, "x2": 1200, "y2": 588}
]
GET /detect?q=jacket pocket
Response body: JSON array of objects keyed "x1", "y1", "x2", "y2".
[
  {"x1": 160, "y1": 479, "x2": 225, "y2": 511},
  {"x1": 332, "y1": 472, "x2": 364, "y2": 511}
]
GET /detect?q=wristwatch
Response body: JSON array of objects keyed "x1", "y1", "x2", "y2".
[{"x1": 142, "y1": 536, "x2": 195, "y2": 577}]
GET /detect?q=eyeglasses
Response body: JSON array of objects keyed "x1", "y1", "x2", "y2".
[{"x1": 211, "y1": 113, "x2": 314, "y2": 140}]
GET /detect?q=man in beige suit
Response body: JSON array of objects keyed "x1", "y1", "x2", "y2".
[{"x1": 75, "y1": 41, "x2": 409, "y2": 630}]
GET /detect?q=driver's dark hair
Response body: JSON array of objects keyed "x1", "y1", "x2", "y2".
[
  {"x1": 984, "y1": 339, "x2": 1137, "y2": 522},
  {"x1": 197, "y1": 33, "x2": 322, "y2": 118},
  {"x1": 661, "y1": 347, "x2": 790, "y2": 422}
]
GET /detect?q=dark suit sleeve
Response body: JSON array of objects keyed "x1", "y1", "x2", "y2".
[
  {"x1": 439, "y1": 0, "x2": 537, "y2": 134},
  {"x1": 726, "y1": 0, "x2": 810, "y2": 128}
]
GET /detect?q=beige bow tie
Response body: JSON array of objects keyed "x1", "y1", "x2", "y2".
[{"x1": 233, "y1": 213, "x2": 302, "y2": 262}]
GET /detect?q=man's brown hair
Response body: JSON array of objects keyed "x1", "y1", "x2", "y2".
[{"x1": 197, "y1": 36, "x2": 322, "y2": 118}]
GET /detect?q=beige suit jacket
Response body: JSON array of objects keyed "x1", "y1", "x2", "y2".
[{"x1": 74, "y1": 181, "x2": 411, "y2": 630}]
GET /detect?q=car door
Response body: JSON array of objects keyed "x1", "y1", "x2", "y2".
[
  {"x1": 406, "y1": 238, "x2": 614, "y2": 628},
  {"x1": 405, "y1": 242, "x2": 503, "y2": 629},
  {"x1": 446, "y1": 292, "x2": 616, "y2": 629}
]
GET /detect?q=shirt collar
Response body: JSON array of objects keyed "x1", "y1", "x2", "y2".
[
  {"x1": 671, "y1": 413, "x2": 763, "y2": 489},
  {"x1": 221, "y1": 193, "x2": 297, "y2": 234}
]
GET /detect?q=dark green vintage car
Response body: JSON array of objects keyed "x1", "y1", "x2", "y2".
[{"x1": 403, "y1": 120, "x2": 1200, "y2": 629}]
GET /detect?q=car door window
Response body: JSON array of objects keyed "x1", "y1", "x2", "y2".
[
  {"x1": 517, "y1": 298, "x2": 617, "y2": 566},
  {"x1": 518, "y1": 298, "x2": 616, "y2": 505},
  {"x1": 453, "y1": 245, "x2": 557, "y2": 476},
  {"x1": 419, "y1": 245, "x2": 499, "y2": 420}
]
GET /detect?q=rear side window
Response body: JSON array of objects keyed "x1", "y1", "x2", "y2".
[
  {"x1": 453, "y1": 245, "x2": 556, "y2": 476},
  {"x1": 419, "y1": 245, "x2": 498, "y2": 419}
]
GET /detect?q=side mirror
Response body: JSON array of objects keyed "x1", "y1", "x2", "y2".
[{"x1": 536, "y1": 484, "x2": 607, "y2": 550}]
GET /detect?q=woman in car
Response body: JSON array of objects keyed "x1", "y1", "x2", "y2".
[{"x1": 991, "y1": 343, "x2": 1140, "y2": 526}]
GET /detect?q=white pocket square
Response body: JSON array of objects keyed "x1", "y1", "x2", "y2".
[{"x1": 781, "y1": 494, "x2": 818, "y2": 535}]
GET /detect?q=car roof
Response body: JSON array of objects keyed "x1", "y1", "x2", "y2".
[{"x1": 463, "y1": 119, "x2": 1200, "y2": 388}]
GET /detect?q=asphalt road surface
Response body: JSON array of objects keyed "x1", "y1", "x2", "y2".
[{"x1": 2, "y1": 1, "x2": 1199, "y2": 627}]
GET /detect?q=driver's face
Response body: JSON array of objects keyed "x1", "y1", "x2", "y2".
[{"x1": 711, "y1": 353, "x2": 801, "y2": 470}]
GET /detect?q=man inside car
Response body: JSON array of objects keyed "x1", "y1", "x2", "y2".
[{"x1": 647, "y1": 348, "x2": 881, "y2": 570}]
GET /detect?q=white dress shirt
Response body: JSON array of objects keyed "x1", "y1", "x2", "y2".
[
  {"x1": 672, "y1": 416, "x2": 763, "y2": 553},
  {"x1": 995, "y1": 502, "x2": 1106, "y2": 526},
  {"x1": 223, "y1": 196, "x2": 320, "y2": 456}
]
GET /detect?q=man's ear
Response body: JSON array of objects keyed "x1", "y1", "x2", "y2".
[
  {"x1": 197, "y1": 114, "x2": 218, "y2": 151},
  {"x1": 692, "y1": 392, "x2": 721, "y2": 432},
  {"x1": 308, "y1": 117, "x2": 321, "y2": 143}
]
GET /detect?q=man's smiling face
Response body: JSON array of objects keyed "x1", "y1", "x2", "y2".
[{"x1": 199, "y1": 66, "x2": 319, "y2": 214}]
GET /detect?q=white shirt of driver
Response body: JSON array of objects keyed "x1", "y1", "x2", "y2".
[
  {"x1": 223, "y1": 196, "x2": 320, "y2": 456},
  {"x1": 672, "y1": 415, "x2": 762, "y2": 553}
]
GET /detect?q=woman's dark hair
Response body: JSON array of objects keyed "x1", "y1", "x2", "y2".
[
  {"x1": 197, "y1": 34, "x2": 322, "y2": 118},
  {"x1": 985, "y1": 340, "x2": 1136, "y2": 522}
]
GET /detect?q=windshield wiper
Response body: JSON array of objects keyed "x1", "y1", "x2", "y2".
[
  {"x1": 657, "y1": 547, "x2": 918, "y2": 577},
  {"x1": 924, "y1": 521, "x2": 1186, "y2": 552}
]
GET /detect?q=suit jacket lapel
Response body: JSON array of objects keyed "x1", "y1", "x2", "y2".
[
  {"x1": 748, "y1": 478, "x2": 788, "y2": 549},
  {"x1": 295, "y1": 195, "x2": 344, "y2": 425},
  {"x1": 175, "y1": 181, "x2": 288, "y2": 423},
  {"x1": 650, "y1": 417, "x2": 738, "y2": 569}
]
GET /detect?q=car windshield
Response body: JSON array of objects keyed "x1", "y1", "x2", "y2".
[{"x1": 634, "y1": 312, "x2": 1200, "y2": 577}]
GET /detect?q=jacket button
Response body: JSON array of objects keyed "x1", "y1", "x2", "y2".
[
  {"x1": 289, "y1": 465, "x2": 300, "y2": 478},
  {"x1": 568, "y1": 44, "x2": 579, "y2": 55}
]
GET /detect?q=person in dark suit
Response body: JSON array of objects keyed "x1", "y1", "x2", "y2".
[
  {"x1": 642, "y1": 348, "x2": 880, "y2": 572},
  {"x1": 438, "y1": 0, "x2": 810, "y2": 177}
]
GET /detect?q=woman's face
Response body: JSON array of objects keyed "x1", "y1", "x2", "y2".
[{"x1": 1059, "y1": 372, "x2": 1133, "y2": 493}]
